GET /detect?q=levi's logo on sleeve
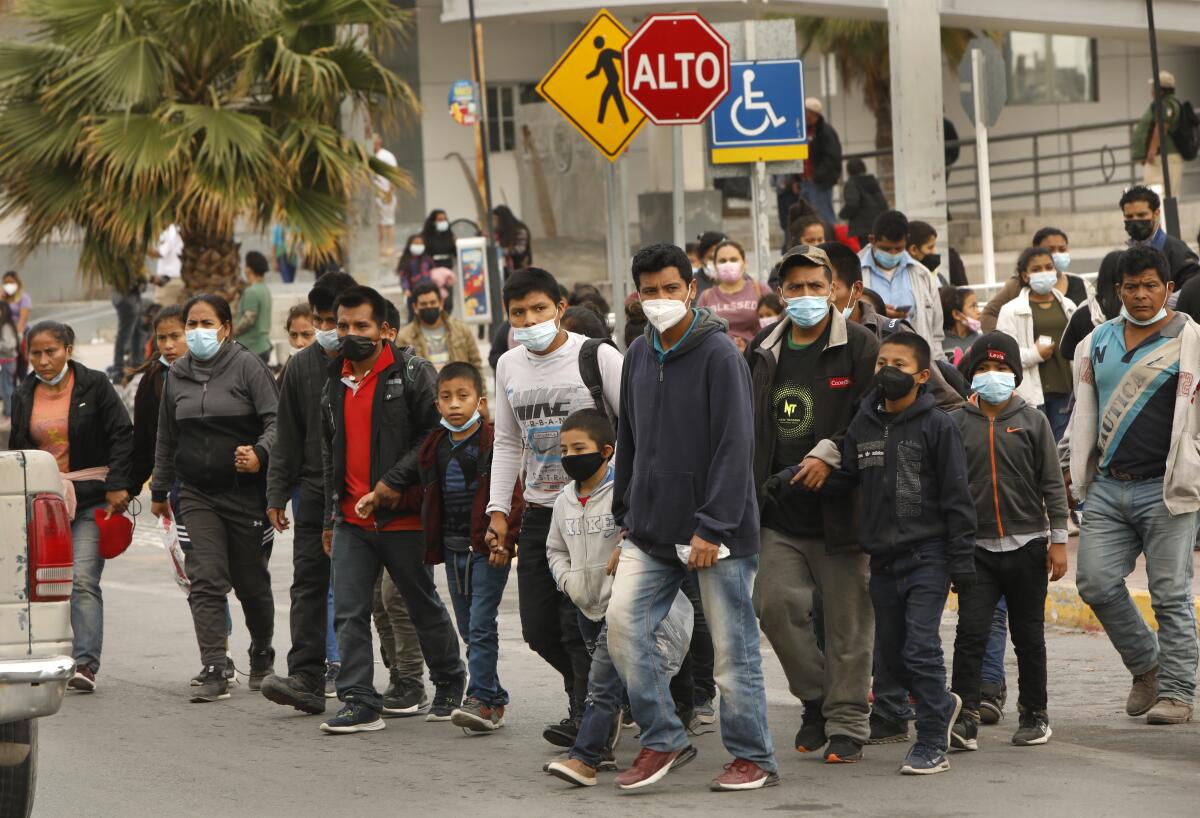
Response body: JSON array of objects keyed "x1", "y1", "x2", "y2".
[{"x1": 828, "y1": 376, "x2": 853, "y2": 389}]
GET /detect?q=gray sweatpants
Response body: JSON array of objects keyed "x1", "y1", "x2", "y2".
[
  {"x1": 373, "y1": 571, "x2": 426, "y2": 683},
  {"x1": 753, "y1": 528, "x2": 873, "y2": 744}
]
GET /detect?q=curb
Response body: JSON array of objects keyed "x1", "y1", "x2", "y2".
[{"x1": 946, "y1": 584, "x2": 1200, "y2": 632}]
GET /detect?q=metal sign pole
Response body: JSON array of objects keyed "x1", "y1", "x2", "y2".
[
  {"x1": 972, "y1": 49, "x2": 997, "y2": 286},
  {"x1": 1146, "y1": 0, "x2": 1181, "y2": 238},
  {"x1": 468, "y1": 0, "x2": 502, "y2": 328},
  {"x1": 672, "y1": 127, "x2": 686, "y2": 249},
  {"x1": 741, "y1": 20, "x2": 773, "y2": 280},
  {"x1": 607, "y1": 161, "x2": 628, "y2": 346}
]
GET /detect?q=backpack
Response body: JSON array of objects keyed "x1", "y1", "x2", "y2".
[
  {"x1": 1171, "y1": 99, "x2": 1200, "y2": 161},
  {"x1": 578, "y1": 338, "x2": 618, "y2": 430}
]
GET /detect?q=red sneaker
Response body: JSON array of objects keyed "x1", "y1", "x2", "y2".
[
  {"x1": 68, "y1": 667, "x2": 96, "y2": 693},
  {"x1": 615, "y1": 746, "x2": 691, "y2": 791},
  {"x1": 710, "y1": 759, "x2": 780, "y2": 792}
]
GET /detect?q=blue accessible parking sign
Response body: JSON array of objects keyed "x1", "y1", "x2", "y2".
[{"x1": 710, "y1": 59, "x2": 808, "y2": 164}]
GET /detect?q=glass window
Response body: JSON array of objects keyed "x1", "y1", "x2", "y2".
[{"x1": 1005, "y1": 32, "x2": 1097, "y2": 105}]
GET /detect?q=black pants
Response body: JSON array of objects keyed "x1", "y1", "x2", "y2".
[
  {"x1": 180, "y1": 485, "x2": 274, "y2": 668},
  {"x1": 111, "y1": 291, "x2": 145, "y2": 371},
  {"x1": 952, "y1": 542, "x2": 1049, "y2": 714},
  {"x1": 284, "y1": 484, "x2": 329, "y2": 690},
  {"x1": 681, "y1": 573, "x2": 715, "y2": 704},
  {"x1": 517, "y1": 505, "x2": 591, "y2": 708}
]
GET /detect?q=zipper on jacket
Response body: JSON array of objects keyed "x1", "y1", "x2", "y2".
[{"x1": 988, "y1": 417, "x2": 1005, "y2": 537}]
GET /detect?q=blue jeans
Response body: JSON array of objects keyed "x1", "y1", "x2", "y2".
[
  {"x1": 607, "y1": 545, "x2": 776, "y2": 772},
  {"x1": 1039, "y1": 393, "x2": 1071, "y2": 443},
  {"x1": 800, "y1": 180, "x2": 837, "y2": 225},
  {"x1": 1076, "y1": 476, "x2": 1199, "y2": 703},
  {"x1": 71, "y1": 502, "x2": 105, "y2": 674},
  {"x1": 0, "y1": 360, "x2": 14, "y2": 417},
  {"x1": 981, "y1": 597, "x2": 1008, "y2": 686},
  {"x1": 571, "y1": 620, "x2": 626, "y2": 769},
  {"x1": 325, "y1": 585, "x2": 339, "y2": 664},
  {"x1": 869, "y1": 549, "x2": 956, "y2": 750},
  {"x1": 443, "y1": 549, "x2": 511, "y2": 706}
]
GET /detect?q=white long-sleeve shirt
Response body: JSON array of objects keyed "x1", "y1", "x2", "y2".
[{"x1": 487, "y1": 332, "x2": 623, "y2": 514}]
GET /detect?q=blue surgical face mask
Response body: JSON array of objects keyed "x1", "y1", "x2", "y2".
[
  {"x1": 185, "y1": 328, "x2": 221, "y2": 360},
  {"x1": 35, "y1": 363, "x2": 69, "y2": 386},
  {"x1": 873, "y1": 248, "x2": 903, "y2": 270},
  {"x1": 842, "y1": 305, "x2": 854, "y2": 321},
  {"x1": 440, "y1": 410, "x2": 481, "y2": 434},
  {"x1": 785, "y1": 296, "x2": 831, "y2": 328},
  {"x1": 1120, "y1": 304, "x2": 1168, "y2": 327},
  {"x1": 513, "y1": 312, "x2": 561, "y2": 352},
  {"x1": 315, "y1": 327, "x2": 342, "y2": 353},
  {"x1": 1052, "y1": 252, "x2": 1070, "y2": 272},
  {"x1": 1028, "y1": 271, "x2": 1058, "y2": 295},
  {"x1": 971, "y1": 371, "x2": 1017, "y2": 405}
]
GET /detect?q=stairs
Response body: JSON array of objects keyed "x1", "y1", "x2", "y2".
[{"x1": 950, "y1": 202, "x2": 1200, "y2": 254}]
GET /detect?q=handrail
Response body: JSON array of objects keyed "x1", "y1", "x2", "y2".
[{"x1": 842, "y1": 118, "x2": 1139, "y2": 162}]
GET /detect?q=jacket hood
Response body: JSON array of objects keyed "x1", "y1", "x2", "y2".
[
  {"x1": 961, "y1": 392, "x2": 1030, "y2": 422},
  {"x1": 561, "y1": 464, "x2": 616, "y2": 507},
  {"x1": 645, "y1": 307, "x2": 728, "y2": 359}
]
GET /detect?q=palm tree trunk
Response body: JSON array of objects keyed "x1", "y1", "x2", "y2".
[{"x1": 179, "y1": 222, "x2": 243, "y2": 303}]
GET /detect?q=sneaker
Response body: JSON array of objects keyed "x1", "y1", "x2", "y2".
[
  {"x1": 823, "y1": 735, "x2": 864, "y2": 764},
  {"x1": 1145, "y1": 697, "x2": 1193, "y2": 725},
  {"x1": 323, "y1": 662, "x2": 339, "y2": 698},
  {"x1": 950, "y1": 712, "x2": 979, "y2": 751},
  {"x1": 190, "y1": 664, "x2": 229, "y2": 703},
  {"x1": 383, "y1": 678, "x2": 430, "y2": 718},
  {"x1": 868, "y1": 712, "x2": 909, "y2": 744},
  {"x1": 621, "y1": 704, "x2": 637, "y2": 730},
  {"x1": 694, "y1": 696, "x2": 716, "y2": 725},
  {"x1": 710, "y1": 758, "x2": 780, "y2": 791},
  {"x1": 899, "y1": 743, "x2": 950, "y2": 775},
  {"x1": 546, "y1": 757, "x2": 597, "y2": 787},
  {"x1": 794, "y1": 699, "x2": 827, "y2": 753},
  {"x1": 946, "y1": 692, "x2": 963, "y2": 751},
  {"x1": 451, "y1": 697, "x2": 506, "y2": 732},
  {"x1": 319, "y1": 701, "x2": 385, "y2": 734},
  {"x1": 247, "y1": 645, "x2": 274, "y2": 692},
  {"x1": 979, "y1": 681, "x2": 1006, "y2": 724},
  {"x1": 424, "y1": 676, "x2": 465, "y2": 722},
  {"x1": 224, "y1": 655, "x2": 238, "y2": 686},
  {"x1": 68, "y1": 667, "x2": 96, "y2": 693},
  {"x1": 190, "y1": 667, "x2": 205, "y2": 687},
  {"x1": 1127, "y1": 665, "x2": 1160, "y2": 717},
  {"x1": 1012, "y1": 710, "x2": 1053, "y2": 744},
  {"x1": 260, "y1": 673, "x2": 326, "y2": 715},
  {"x1": 543, "y1": 699, "x2": 582, "y2": 747},
  {"x1": 615, "y1": 745, "x2": 694, "y2": 791}
]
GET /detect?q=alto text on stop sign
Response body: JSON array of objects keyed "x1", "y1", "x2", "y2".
[
  {"x1": 630, "y1": 52, "x2": 723, "y2": 92},
  {"x1": 621, "y1": 13, "x2": 730, "y2": 125}
]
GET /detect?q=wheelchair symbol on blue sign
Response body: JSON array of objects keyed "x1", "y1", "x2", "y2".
[{"x1": 711, "y1": 60, "x2": 806, "y2": 157}]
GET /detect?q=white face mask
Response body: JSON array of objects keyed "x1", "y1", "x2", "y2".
[
  {"x1": 513, "y1": 313, "x2": 561, "y2": 352},
  {"x1": 2, "y1": 282, "x2": 17, "y2": 296},
  {"x1": 410, "y1": 243, "x2": 425, "y2": 256},
  {"x1": 642, "y1": 299, "x2": 690, "y2": 333},
  {"x1": 435, "y1": 221, "x2": 450, "y2": 233}
]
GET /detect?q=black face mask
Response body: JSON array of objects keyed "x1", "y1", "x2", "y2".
[
  {"x1": 342, "y1": 333, "x2": 378, "y2": 362},
  {"x1": 561, "y1": 452, "x2": 608, "y2": 484},
  {"x1": 418, "y1": 307, "x2": 441, "y2": 326},
  {"x1": 920, "y1": 253, "x2": 941, "y2": 272},
  {"x1": 1124, "y1": 219, "x2": 1154, "y2": 242},
  {"x1": 876, "y1": 366, "x2": 916, "y2": 401}
]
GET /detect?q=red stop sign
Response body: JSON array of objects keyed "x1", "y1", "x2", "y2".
[{"x1": 622, "y1": 14, "x2": 730, "y2": 125}]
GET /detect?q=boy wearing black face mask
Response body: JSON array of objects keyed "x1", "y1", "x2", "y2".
[{"x1": 815, "y1": 333, "x2": 977, "y2": 776}]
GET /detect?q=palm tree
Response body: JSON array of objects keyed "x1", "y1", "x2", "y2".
[{"x1": 0, "y1": 0, "x2": 416, "y2": 298}]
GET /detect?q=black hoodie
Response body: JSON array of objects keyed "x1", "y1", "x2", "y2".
[{"x1": 820, "y1": 385, "x2": 976, "y2": 575}]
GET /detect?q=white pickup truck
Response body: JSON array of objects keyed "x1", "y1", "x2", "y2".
[{"x1": 0, "y1": 449, "x2": 76, "y2": 816}]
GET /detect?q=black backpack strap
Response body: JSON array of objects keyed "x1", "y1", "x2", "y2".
[{"x1": 578, "y1": 338, "x2": 617, "y2": 428}]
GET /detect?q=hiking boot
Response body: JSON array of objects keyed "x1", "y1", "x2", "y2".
[
  {"x1": 898, "y1": 743, "x2": 950, "y2": 775},
  {"x1": 319, "y1": 701, "x2": 385, "y2": 734},
  {"x1": 248, "y1": 645, "x2": 275, "y2": 692},
  {"x1": 1012, "y1": 710, "x2": 1052, "y2": 745},
  {"x1": 979, "y1": 681, "x2": 1006, "y2": 724},
  {"x1": 543, "y1": 697, "x2": 583, "y2": 747},
  {"x1": 383, "y1": 678, "x2": 430, "y2": 718},
  {"x1": 324, "y1": 662, "x2": 339, "y2": 698},
  {"x1": 1127, "y1": 665, "x2": 1160, "y2": 716},
  {"x1": 190, "y1": 664, "x2": 230, "y2": 703},
  {"x1": 68, "y1": 666, "x2": 96, "y2": 693},
  {"x1": 868, "y1": 712, "x2": 909, "y2": 744},
  {"x1": 710, "y1": 758, "x2": 780, "y2": 791},
  {"x1": 1145, "y1": 697, "x2": 1193, "y2": 725},
  {"x1": 260, "y1": 673, "x2": 326, "y2": 715},
  {"x1": 615, "y1": 745, "x2": 694, "y2": 791},
  {"x1": 823, "y1": 735, "x2": 864, "y2": 764},
  {"x1": 794, "y1": 699, "x2": 827, "y2": 752},
  {"x1": 451, "y1": 697, "x2": 506, "y2": 732},
  {"x1": 694, "y1": 696, "x2": 716, "y2": 725},
  {"x1": 425, "y1": 676, "x2": 465, "y2": 722},
  {"x1": 546, "y1": 757, "x2": 597, "y2": 787},
  {"x1": 950, "y1": 711, "x2": 979, "y2": 751}
]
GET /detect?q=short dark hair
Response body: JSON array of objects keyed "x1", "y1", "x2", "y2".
[
  {"x1": 561, "y1": 408, "x2": 616, "y2": 451},
  {"x1": 820, "y1": 241, "x2": 862, "y2": 286},
  {"x1": 696, "y1": 231, "x2": 726, "y2": 260},
  {"x1": 502, "y1": 267, "x2": 562, "y2": 310},
  {"x1": 1120, "y1": 185, "x2": 1161, "y2": 212},
  {"x1": 153, "y1": 305, "x2": 184, "y2": 331},
  {"x1": 907, "y1": 220, "x2": 937, "y2": 250},
  {"x1": 183, "y1": 293, "x2": 233, "y2": 326},
  {"x1": 1032, "y1": 226, "x2": 1068, "y2": 247},
  {"x1": 308, "y1": 272, "x2": 356, "y2": 314},
  {"x1": 940, "y1": 286, "x2": 974, "y2": 333},
  {"x1": 334, "y1": 285, "x2": 388, "y2": 325},
  {"x1": 684, "y1": 241, "x2": 699, "y2": 256},
  {"x1": 562, "y1": 305, "x2": 609, "y2": 340},
  {"x1": 285, "y1": 303, "x2": 312, "y2": 331},
  {"x1": 847, "y1": 157, "x2": 867, "y2": 176},
  {"x1": 569, "y1": 283, "x2": 610, "y2": 316},
  {"x1": 1016, "y1": 246, "x2": 1054, "y2": 275},
  {"x1": 880, "y1": 332, "x2": 931, "y2": 372},
  {"x1": 28, "y1": 320, "x2": 74, "y2": 348},
  {"x1": 860, "y1": 288, "x2": 886, "y2": 315},
  {"x1": 631, "y1": 243, "x2": 692, "y2": 289},
  {"x1": 1096, "y1": 250, "x2": 1124, "y2": 319},
  {"x1": 873, "y1": 210, "x2": 908, "y2": 242},
  {"x1": 412, "y1": 282, "x2": 441, "y2": 302},
  {"x1": 757, "y1": 292, "x2": 783, "y2": 314},
  {"x1": 245, "y1": 250, "x2": 269, "y2": 277},
  {"x1": 384, "y1": 299, "x2": 401, "y2": 330},
  {"x1": 437, "y1": 361, "x2": 484, "y2": 396},
  {"x1": 1117, "y1": 245, "x2": 1170, "y2": 285}
]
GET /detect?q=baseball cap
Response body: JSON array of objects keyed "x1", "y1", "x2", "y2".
[
  {"x1": 1150, "y1": 70, "x2": 1176, "y2": 89},
  {"x1": 778, "y1": 244, "x2": 832, "y2": 279},
  {"x1": 804, "y1": 97, "x2": 823, "y2": 115}
]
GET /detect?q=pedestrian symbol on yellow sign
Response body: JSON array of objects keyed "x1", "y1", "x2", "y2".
[{"x1": 537, "y1": 9, "x2": 646, "y2": 161}]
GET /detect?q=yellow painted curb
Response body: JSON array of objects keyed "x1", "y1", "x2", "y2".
[{"x1": 946, "y1": 584, "x2": 1199, "y2": 632}]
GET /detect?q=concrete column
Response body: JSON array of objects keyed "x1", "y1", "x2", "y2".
[{"x1": 887, "y1": 0, "x2": 948, "y2": 243}]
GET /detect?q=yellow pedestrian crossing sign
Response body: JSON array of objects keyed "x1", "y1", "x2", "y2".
[{"x1": 537, "y1": 9, "x2": 646, "y2": 161}]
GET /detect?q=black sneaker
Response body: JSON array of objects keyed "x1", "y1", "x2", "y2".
[
  {"x1": 794, "y1": 699, "x2": 827, "y2": 753},
  {"x1": 319, "y1": 701, "x2": 385, "y2": 734},
  {"x1": 324, "y1": 662, "x2": 339, "y2": 699},
  {"x1": 543, "y1": 710, "x2": 582, "y2": 747},
  {"x1": 868, "y1": 712, "x2": 909, "y2": 744},
  {"x1": 248, "y1": 645, "x2": 274, "y2": 692},
  {"x1": 381, "y1": 666, "x2": 404, "y2": 701},
  {"x1": 190, "y1": 664, "x2": 230, "y2": 703},
  {"x1": 950, "y1": 712, "x2": 979, "y2": 751},
  {"x1": 425, "y1": 676, "x2": 465, "y2": 722},
  {"x1": 1012, "y1": 711, "x2": 1052, "y2": 746},
  {"x1": 823, "y1": 734, "x2": 864, "y2": 763},
  {"x1": 979, "y1": 681, "x2": 1006, "y2": 724},
  {"x1": 260, "y1": 673, "x2": 326, "y2": 715},
  {"x1": 223, "y1": 655, "x2": 238, "y2": 686},
  {"x1": 383, "y1": 678, "x2": 430, "y2": 718}
]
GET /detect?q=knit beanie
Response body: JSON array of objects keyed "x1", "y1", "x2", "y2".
[{"x1": 963, "y1": 331, "x2": 1023, "y2": 386}]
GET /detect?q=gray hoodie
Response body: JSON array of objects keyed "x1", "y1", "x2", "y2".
[{"x1": 547, "y1": 466, "x2": 620, "y2": 622}]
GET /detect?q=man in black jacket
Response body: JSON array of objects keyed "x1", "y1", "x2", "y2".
[
  {"x1": 802, "y1": 97, "x2": 842, "y2": 225},
  {"x1": 749, "y1": 246, "x2": 880, "y2": 763},
  {"x1": 1120, "y1": 185, "x2": 1199, "y2": 289}
]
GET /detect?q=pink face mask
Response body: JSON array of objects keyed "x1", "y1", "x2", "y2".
[{"x1": 716, "y1": 261, "x2": 743, "y2": 284}]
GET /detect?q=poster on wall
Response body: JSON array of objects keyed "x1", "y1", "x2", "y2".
[
  {"x1": 448, "y1": 80, "x2": 478, "y2": 126},
  {"x1": 455, "y1": 237, "x2": 492, "y2": 324}
]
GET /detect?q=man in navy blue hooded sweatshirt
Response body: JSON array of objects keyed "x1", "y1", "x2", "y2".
[{"x1": 606, "y1": 243, "x2": 778, "y2": 793}]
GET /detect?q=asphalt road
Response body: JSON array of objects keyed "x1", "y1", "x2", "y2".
[{"x1": 38, "y1": 512, "x2": 1200, "y2": 818}]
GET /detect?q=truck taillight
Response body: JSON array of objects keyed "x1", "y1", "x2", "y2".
[{"x1": 29, "y1": 493, "x2": 73, "y2": 602}]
